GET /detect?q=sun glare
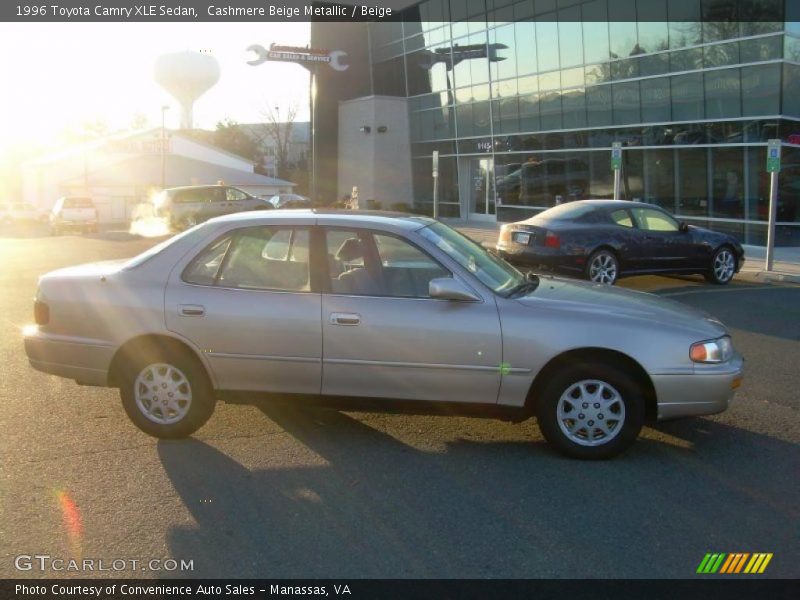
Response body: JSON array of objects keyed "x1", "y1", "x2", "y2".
[{"x1": 0, "y1": 22, "x2": 311, "y2": 157}]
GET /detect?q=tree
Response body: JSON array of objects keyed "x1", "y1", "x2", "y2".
[
  {"x1": 212, "y1": 118, "x2": 261, "y2": 163},
  {"x1": 130, "y1": 112, "x2": 148, "y2": 131},
  {"x1": 259, "y1": 104, "x2": 298, "y2": 181}
]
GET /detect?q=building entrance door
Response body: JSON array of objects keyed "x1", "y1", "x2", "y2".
[{"x1": 461, "y1": 157, "x2": 496, "y2": 222}]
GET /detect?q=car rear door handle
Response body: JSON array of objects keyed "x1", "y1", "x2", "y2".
[
  {"x1": 179, "y1": 304, "x2": 205, "y2": 317},
  {"x1": 329, "y1": 312, "x2": 360, "y2": 326}
]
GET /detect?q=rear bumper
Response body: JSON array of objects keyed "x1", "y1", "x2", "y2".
[
  {"x1": 24, "y1": 328, "x2": 114, "y2": 386},
  {"x1": 497, "y1": 244, "x2": 584, "y2": 271},
  {"x1": 653, "y1": 354, "x2": 744, "y2": 420}
]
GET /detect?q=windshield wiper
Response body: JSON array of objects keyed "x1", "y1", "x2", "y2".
[{"x1": 505, "y1": 273, "x2": 540, "y2": 297}]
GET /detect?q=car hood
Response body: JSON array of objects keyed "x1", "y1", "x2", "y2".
[
  {"x1": 42, "y1": 259, "x2": 129, "y2": 280},
  {"x1": 516, "y1": 276, "x2": 727, "y2": 337}
]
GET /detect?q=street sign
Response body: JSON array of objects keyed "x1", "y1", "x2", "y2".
[
  {"x1": 611, "y1": 142, "x2": 622, "y2": 171},
  {"x1": 432, "y1": 150, "x2": 439, "y2": 177},
  {"x1": 766, "y1": 139, "x2": 781, "y2": 173},
  {"x1": 247, "y1": 44, "x2": 349, "y2": 72}
]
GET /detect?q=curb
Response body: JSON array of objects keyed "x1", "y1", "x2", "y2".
[{"x1": 740, "y1": 270, "x2": 800, "y2": 284}]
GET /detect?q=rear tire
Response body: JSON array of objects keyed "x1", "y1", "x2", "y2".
[
  {"x1": 120, "y1": 348, "x2": 216, "y2": 439},
  {"x1": 704, "y1": 246, "x2": 736, "y2": 285},
  {"x1": 536, "y1": 363, "x2": 644, "y2": 459},
  {"x1": 585, "y1": 249, "x2": 619, "y2": 285}
]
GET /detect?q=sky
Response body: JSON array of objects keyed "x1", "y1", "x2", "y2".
[{"x1": 0, "y1": 22, "x2": 311, "y2": 155}]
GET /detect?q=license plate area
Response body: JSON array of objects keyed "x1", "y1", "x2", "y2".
[{"x1": 513, "y1": 232, "x2": 531, "y2": 245}]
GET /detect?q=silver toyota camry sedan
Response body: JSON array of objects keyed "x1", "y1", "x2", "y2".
[{"x1": 24, "y1": 211, "x2": 743, "y2": 459}]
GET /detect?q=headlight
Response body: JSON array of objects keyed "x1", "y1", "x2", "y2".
[{"x1": 690, "y1": 336, "x2": 733, "y2": 363}]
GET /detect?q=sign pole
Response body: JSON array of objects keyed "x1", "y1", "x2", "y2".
[
  {"x1": 611, "y1": 142, "x2": 622, "y2": 200},
  {"x1": 310, "y1": 66, "x2": 316, "y2": 204},
  {"x1": 432, "y1": 150, "x2": 439, "y2": 219},
  {"x1": 765, "y1": 139, "x2": 781, "y2": 272}
]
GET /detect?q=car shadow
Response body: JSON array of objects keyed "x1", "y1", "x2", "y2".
[{"x1": 158, "y1": 405, "x2": 798, "y2": 578}]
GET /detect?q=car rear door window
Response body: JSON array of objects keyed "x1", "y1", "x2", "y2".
[
  {"x1": 208, "y1": 187, "x2": 227, "y2": 203},
  {"x1": 173, "y1": 190, "x2": 198, "y2": 204},
  {"x1": 217, "y1": 227, "x2": 310, "y2": 291},
  {"x1": 183, "y1": 236, "x2": 233, "y2": 286},
  {"x1": 610, "y1": 209, "x2": 634, "y2": 227}
]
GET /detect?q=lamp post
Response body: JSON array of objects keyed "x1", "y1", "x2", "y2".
[{"x1": 160, "y1": 105, "x2": 169, "y2": 189}]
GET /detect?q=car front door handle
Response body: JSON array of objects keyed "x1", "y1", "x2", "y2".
[
  {"x1": 330, "y1": 312, "x2": 361, "y2": 326},
  {"x1": 179, "y1": 304, "x2": 205, "y2": 317}
]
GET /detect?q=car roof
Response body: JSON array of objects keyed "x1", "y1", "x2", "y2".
[
  {"x1": 209, "y1": 209, "x2": 436, "y2": 231},
  {"x1": 565, "y1": 200, "x2": 666, "y2": 211},
  {"x1": 165, "y1": 185, "x2": 233, "y2": 193}
]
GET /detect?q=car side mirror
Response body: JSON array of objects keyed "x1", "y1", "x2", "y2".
[
  {"x1": 429, "y1": 278, "x2": 481, "y2": 302},
  {"x1": 679, "y1": 221, "x2": 689, "y2": 233}
]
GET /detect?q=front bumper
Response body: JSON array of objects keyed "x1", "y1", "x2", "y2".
[
  {"x1": 652, "y1": 353, "x2": 744, "y2": 420},
  {"x1": 24, "y1": 327, "x2": 114, "y2": 386}
]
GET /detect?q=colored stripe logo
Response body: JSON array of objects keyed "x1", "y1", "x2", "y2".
[{"x1": 697, "y1": 553, "x2": 773, "y2": 574}]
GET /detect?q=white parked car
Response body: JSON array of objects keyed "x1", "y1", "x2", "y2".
[
  {"x1": 50, "y1": 197, "x2": 99, "y2": 235},
  {"x1": 1, "y1": 202, "x2": 45, "y2": 225}
]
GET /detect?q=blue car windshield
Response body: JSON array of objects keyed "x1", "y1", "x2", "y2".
[{"x1": 419, "y1": 222, "x2": 524, "y2": 295}]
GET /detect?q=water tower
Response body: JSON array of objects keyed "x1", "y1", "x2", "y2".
[{"x1": 154, "y1": 51, "x2": 220, "y2": 129}]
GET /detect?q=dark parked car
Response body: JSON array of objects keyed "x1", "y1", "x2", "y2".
[{"x1": 496, "y1": 200, "x2": 745, "y2": 285}]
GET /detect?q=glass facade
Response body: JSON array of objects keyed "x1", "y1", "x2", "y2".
[{"x1": 365, "y1": 0, "x2": 800, "y2": 245}]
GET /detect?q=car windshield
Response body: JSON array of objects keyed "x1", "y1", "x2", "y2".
[{"x1": 419, "y1": 221, "x2": 525, "y2": 295}]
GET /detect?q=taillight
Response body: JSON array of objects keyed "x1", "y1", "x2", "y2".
[
  {"x1": 34, "y1": 300, "x2": 49, "y2": 325},
  {"x1": 544, "y1": 232, "x2": 560, "y2": 249},
  {"x1": 499, "y1": 226, "x2": 511, "y2": 243}
]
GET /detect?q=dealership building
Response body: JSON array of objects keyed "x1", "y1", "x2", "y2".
[
  {"x1": 312, "y1": 0, "x2": 800, "y2": 245},
  {"x1": 22, "y1": 128, "x2": 294, "y2": 223}
]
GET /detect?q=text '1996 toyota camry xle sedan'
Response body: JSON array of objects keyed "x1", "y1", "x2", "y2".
[{"x1": 23, "y1": 211, "x2": 743, "y2": 459}]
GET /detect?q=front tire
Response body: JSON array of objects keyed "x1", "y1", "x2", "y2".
[
  {"x1": 537, "y1": 363, "x2": 644, "y2": 459},
  {"x1": 585, "y1": 249, "x2": 619, "y2": 285},
  {"x1": 120, "y1": 350, "x2": 216, "y2": 438},
  {"x1": 705, "y1": 246, "x2": 736, "y2": 285}
]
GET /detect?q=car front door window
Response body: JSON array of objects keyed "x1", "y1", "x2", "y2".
[
  {"x1": 373, "y1": 233, "x2": 450, "y2": 298},
  {"x1": 632, "y1": 208, "x2": 679, "y2": 232}
]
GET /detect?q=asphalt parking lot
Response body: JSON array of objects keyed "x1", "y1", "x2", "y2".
[{"x1": 1, "y1": 225, "x2": 798, "y2": 579}]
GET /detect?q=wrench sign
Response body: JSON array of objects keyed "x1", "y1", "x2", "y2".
[{"x1": 247, "y1": 44, "x2": 349, "y2": 72}]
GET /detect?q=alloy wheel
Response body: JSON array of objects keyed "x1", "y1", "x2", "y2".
[
  {"x1": 713, "y1": 249, "x2": 735, "y2": 283},
  {"x1": 589, "y1": 253, "x2": 617, "y2": 284}
]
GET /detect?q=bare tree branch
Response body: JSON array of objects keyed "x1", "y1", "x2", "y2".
[{"x1": 259, "y1": 102, "x2": 299, "y2": 180}]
